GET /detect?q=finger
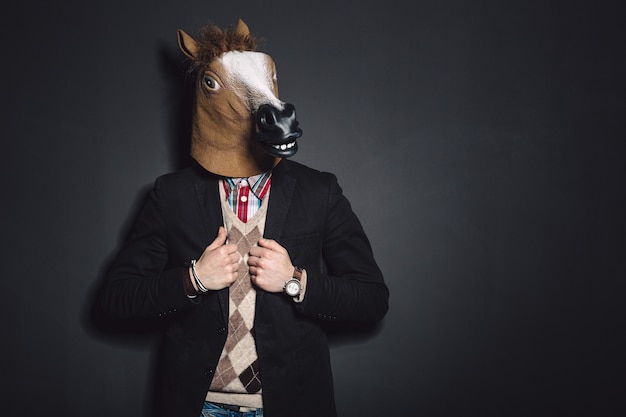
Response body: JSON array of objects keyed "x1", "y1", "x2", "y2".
[
  {"x1": 228, "y1": 252, "x2": 241, "y2": 265},
  {"x1": 247, "y1": 254, "x2": 259, "y2": 267},
  {"x1": 258, "y1": 237, "x2": 287, "y2": 253},
  {"x1": 248, "y1": 245, "x2": 264, "y2": 257},
  {"x1": 207, "y1": 227, "x2": 227, "y2": 250},
  {"x1": 224, "y1": 243, "x2": 237, "y2": 255},
  {"x1": 248, "y1": 255, "x2": 269, "y2": 272}
]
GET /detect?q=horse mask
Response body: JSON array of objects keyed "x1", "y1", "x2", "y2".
[{"x1": 178, "y1": 19, "x2": 302, "y2": 177}]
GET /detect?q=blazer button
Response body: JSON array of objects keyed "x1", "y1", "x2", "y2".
[
  {"x1": 204, "y1": 368, "x2": 214, "y2": 377},
  {"x1": 218, "y1": 327, "x2": 226, "y2": 335}
]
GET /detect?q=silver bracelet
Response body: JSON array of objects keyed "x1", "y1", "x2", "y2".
[{"x1": 190, "y1": 259, "x2": 208, "y2": 293}]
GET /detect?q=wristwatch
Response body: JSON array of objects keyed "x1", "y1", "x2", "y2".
[{"x1": 283, "y1": 266, "x2": 303, "y2": 297}]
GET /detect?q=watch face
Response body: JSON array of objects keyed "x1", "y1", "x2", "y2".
[{"x1": 285, "y1": 280, "x2": 301, "y2": 296}]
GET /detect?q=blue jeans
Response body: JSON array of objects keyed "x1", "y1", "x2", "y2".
[{"x1": 201, "y1": 402, "x2": 263, "y2": 417}]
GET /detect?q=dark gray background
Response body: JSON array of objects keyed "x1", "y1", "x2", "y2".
[{"x1": 2, "y1": 1, "x2": 625, "y2": 416}]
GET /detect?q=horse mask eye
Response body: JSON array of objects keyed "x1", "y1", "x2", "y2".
[{"x1": 203, "y1": 75, "x2": 219, "y2": 90}]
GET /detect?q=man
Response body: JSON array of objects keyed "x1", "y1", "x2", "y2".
[{"x1": 99, "y1": 20, "x2": 388, "y2": 417}]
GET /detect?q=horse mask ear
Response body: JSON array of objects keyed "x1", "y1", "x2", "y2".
[
  {"x1": 234, "y1": 18, "x2": 250, "y2": 37},
  {"x1": 177, "y1": 29, "x2": 198, "y2": 59}
]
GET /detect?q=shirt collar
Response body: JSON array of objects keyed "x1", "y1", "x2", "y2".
[{"x1": 223, "y1": 171, "x2": 272, "y2": 199}]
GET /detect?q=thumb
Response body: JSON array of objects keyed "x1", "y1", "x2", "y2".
[{"x1": 207, "y1": 226, "x2": 227, "y2": 250}]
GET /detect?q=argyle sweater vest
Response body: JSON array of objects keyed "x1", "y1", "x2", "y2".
[{"x1": 205, "y1": 184, "x2": 270, "y2": 408}]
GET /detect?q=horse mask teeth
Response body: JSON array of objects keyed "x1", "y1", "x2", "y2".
[{"x1": 177, "y1": 19, "x2": 302, "y2": 177}]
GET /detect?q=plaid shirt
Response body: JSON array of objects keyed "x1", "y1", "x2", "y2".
[{"x1": 222, "y1": 171, "x2": 272, "y2": 223}]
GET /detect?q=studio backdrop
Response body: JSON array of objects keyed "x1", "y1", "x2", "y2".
[{"x1": 2, "y1": 1, "x2": 625, "y2": 416}]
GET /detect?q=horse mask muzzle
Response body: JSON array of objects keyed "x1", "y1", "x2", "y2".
[{"x1": 256, "y1": 103, "x2": 302, "y2": 158}]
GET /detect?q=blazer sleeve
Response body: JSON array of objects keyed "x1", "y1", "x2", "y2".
[
  {"x1": 296, "y1": 173, "x2": 389, "y2": 322},
  {"x1": 98, "y1": 177, "x2": 198, "y2": 320}
]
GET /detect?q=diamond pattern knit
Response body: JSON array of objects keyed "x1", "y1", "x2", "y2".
[{"x1": 209, "y1": 185, "x2": 269, "y2": 395}]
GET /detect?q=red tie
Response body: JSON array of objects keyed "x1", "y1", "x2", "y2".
[{"x1": 236, "y1": 180, "x2": 251, "y2": 223}]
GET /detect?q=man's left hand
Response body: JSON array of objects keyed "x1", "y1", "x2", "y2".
[{"x1": 248, "y1": 238, "x2": 294, "y2": 293}]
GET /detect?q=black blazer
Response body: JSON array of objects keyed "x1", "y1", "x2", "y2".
[{"x1": 100, "y1": 159, "x2": 389, "y2": 417}]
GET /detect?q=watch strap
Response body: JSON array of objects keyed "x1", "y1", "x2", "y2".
[{"x1": 292, "y1": 266, "x2": 303, "y2": 282}]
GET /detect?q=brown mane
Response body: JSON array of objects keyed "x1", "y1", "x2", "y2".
[{"x1": 187, "y1": 22, "x2": 258, "y2": 73}]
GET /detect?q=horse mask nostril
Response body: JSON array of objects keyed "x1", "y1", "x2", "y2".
[{"x1": 258, "y1": 105, "x2": 278, "y2": 129}]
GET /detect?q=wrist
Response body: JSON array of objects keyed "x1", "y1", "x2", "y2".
[
  {"x1": 183, "y1": 266, "x2": 200, "y2": 297},
  {"x1": 190, "y1": 259, "x2": 209, "y2": 293}
]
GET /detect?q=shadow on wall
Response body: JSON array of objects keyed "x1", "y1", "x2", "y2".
[
  {"x1": 81, "y1": 182, "x2": 163, "y2": 417},
  {"x1": 82, "y1": 41, "x2": 196, "y2": 347},
  {"x1": 158, "y1": 41, "x2": 196, "y2": 170}
]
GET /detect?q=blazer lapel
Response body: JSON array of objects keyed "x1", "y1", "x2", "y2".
[
  {"x1": 194, "y1": 174, "x2": 223, "y2": 239},
  {"x1": 264, "y1": 161, "x2": 296, "y2": 241},
  {"x1": 256, "y1": 161, "x2": 296, "y2": 309}
]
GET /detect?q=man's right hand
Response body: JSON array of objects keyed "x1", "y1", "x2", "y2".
[{"x1": 190, "y1": 226, "x2": 239, "y2": 291}]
